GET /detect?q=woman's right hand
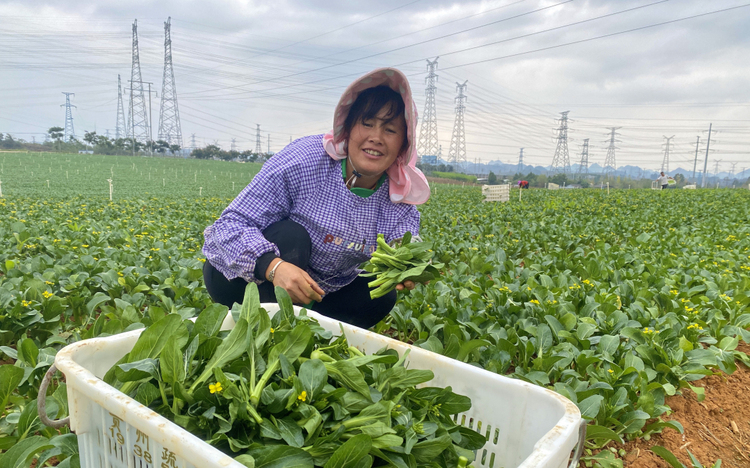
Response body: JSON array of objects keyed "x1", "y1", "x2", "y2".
[{"x1": 269, "y1": 261, "x2": 325, "y2": 304}]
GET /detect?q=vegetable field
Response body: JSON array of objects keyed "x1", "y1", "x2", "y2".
[{"x1": 1, "y1": 151, "x2": 749, "y2": 468}]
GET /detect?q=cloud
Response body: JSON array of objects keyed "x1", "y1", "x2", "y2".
[{"x1": 1, "y1": 0, "x2": 749, "y2": 168}]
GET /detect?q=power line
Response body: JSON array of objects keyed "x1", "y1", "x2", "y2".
[{"x1": 440, "y1": 3, "x2": 750, "y2": 71}]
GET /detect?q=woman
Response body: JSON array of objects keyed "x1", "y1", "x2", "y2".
[{"x1": 202, "y1": 68, "x2": 430, "y2": 329}]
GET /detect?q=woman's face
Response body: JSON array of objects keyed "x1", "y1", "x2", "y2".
[{"x1": 347, "y1": 107, "x2": 407, "y2": 178}]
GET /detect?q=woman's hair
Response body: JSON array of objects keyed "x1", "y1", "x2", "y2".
[{"x1": 341, "y1": 86, "x2": 409, "y2": 155}]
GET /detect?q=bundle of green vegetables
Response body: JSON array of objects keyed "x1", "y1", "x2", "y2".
[
  {"x1": 361, "y1": 232, "x2": 444, "y2": 299},
  {"x1": 105, "y1": 283, "x2": 485, "y2": 468}
]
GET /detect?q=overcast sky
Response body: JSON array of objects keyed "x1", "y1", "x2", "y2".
[{"x1": 2, "y1": 0, "x2": 750, "y2": 174}]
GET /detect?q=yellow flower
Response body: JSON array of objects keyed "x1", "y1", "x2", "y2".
[
  {"x1": 608, "y1": 369, "x2": 614, "y2": 374},
  {"x1": 530, "y1": 299, "x2": 540, "y2": 305},
  {"x1": 42, "y1": 291, "x2": 53, "y2": 299},
  {"x1": 270, "y1": 328, "x2": 275, "y2": 333},
  {"x1": 209, "y1": 382, "x2": 223, "y2": 394},
  {"x1": 298, "y1": 391, "x2": 308, "y2": 402}
]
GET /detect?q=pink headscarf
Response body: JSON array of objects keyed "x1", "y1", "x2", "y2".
[{"x1": 322, "y1": 68, "x2": 431, "y2": 205}]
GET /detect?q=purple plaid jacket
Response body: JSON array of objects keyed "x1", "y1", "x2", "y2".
[{"x1": 202, "y1": 134, "x2": 421, "y2": 293}]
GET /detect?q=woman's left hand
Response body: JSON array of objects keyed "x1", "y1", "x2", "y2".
[{"x1": 395, "y1": 280, "x2": 416, "y2": 291}]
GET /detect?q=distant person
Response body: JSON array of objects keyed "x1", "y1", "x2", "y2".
[
  {"x1": 201, "y1": 68, "x2": 430, "y2": 329},
  {"x1": 656, "y1": 172, "x2": 669, "y2": 190}
]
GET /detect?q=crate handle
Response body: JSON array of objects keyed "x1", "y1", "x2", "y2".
[
  {"x1": 567, "y1": 420, "x2": 587, "y2": 468},
  {"x1": 38, "y1": 364, "x2": 71, "y2": 429}
]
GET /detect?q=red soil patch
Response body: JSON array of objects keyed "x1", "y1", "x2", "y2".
[{"x1": 619, "y1": 342, "x2": 750, "y2": 468}]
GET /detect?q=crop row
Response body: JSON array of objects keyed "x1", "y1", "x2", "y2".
[{"x1": 0, "y1": 179, "x2": 749, "y2": 467}]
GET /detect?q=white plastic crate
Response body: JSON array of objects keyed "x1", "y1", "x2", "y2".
[
  {"x1": 683, "y1": 184, "x2": 696, "y2": 190},
  {"x1": 482, "y1": 184, "x2": 510, "y2": 202},
  {"x1": 54, "y1": 305, "x2": 585, "y2": 468},
  {"x1": 547, "y1": 183, "x2": 560, "y2": 190}
]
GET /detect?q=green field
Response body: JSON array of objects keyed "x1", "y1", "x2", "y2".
[
  {"x1": 1, "y1": 151, "x2": 749, "y2": 467},
  {"x1": 0, "y1": 151, "x2": 262, "y2": 198}
]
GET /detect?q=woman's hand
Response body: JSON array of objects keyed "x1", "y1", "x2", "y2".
[
  {"x1": 395, "y1": 280, "x2": 431, "y2": 291},
  {"x1": 269, "y1": 261, "x2": 325, "y2": 304},
  {"x1": 395, "y1": 280, "x2": 416, "y2": 291}
]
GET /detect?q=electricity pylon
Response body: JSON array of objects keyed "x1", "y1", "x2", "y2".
[
  {"x1": 116, "y1": 75, "x2": 128, "y2": 140},
  {"x1": 701, "y1": 123, "x2": 713, "y2": 188},
  {"x1": 691, "y1": 136, "x2": 701, "y2": 183},
  {"x1": 255, "y1": 125, "x2": 262, "y2": 154},
  {"x1": 577, "y1": 138, "x2": 590, "y2": 175},
  {"x1": 517, "y1": 148, "x2": 524, "y2": 174},
  {"x1": 61, "y1": 92, "x2": 76, "y2": 141},
  {"x1": 603, "y1": 127, "x2": 621, "y2": 177},
  {"x1": 128, "y1": 19, "x2": 150, "y2": 144},
  {"x1": 661, "y1": 135, "x2": 674, "y2": 173},
  {"x1": 550, "y1": 111, "x2": 570, "y2": 173},
  {"x1": 448, "y1": 81, "x2": 468, "y2": 169},
  {"x1": 158, "y1": 17, "x2": 183, "y2": 147},
  {"x1": 417, "y1": 57, "x2": 439, "y2": 161}
]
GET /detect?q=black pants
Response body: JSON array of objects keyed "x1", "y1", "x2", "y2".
[{"x1": 202, "y1": 220, "x2": 397, "y2": 329}]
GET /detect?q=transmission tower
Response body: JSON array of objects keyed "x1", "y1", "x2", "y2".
[
  {"x1": 267, "y1": 134, "x2": 271, "y2": 154},
  {"x1": 701, "y1": 123, "x2": 713, "y2": 188},
  {"x1": 116, "y1": 75, "x2": 127, "y2": 140},
  {"x1": 691, "y1": 136, "x2": 701, "y2": 182},
  {"x1": 61, "y1": 92, "x2": 76, "y2": 141},
  {"x1": 190, "y1": 133, "x2": 197, "y2": 150},
  {"x1": 603, "y1": 127, "x2": 621, "y2": 177},
  {"x1": 577, "y1": 138, "x2": 590, "y2": 174},
  {"x1": 448, "y1": 81, "x2": 468, "y2": 169},
  {"x1": 231, "y1": 138, "x2": 237, "y2": 152},
  {"x1": 417, "y1": 57, "x2": 439, "y2": 161},
  {"x1": 517, "y1": 148, "x2": 524, "y2": 174},
  {"x1": 158, "y1": 17, "x2": 183, "y2": 147},
  {"x1": 255, "y1": 125, "x2": 262, "y2": 154},
  {"x1": 661, "y1": 135, "x2": 674, "y2": 173},
  {"x1": 730, "y1": 162, "x2": 737, "y2": 182},
  {"x1": 128, "y1": 19, "x2": 150, "y2": 144},
  {"x1": 550, "y1": 111, "x2": 571, "y2": 173}
]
